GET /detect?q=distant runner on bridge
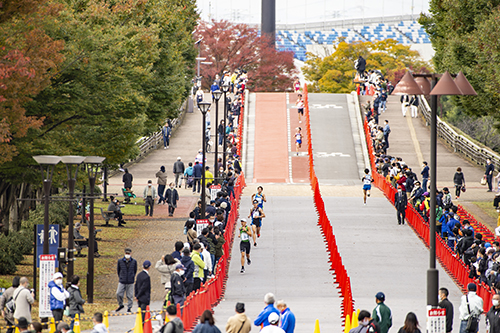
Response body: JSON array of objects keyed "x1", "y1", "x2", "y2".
[
  {"x1": 251, "y1": 186, "x2": 267, "y2": 209},
  {"x1": 249, "y1": 200, "x2": 266, "y2": 247},
  {"x1": 362, "y1": 168, "x2": 374, "y2": 206},
  {"x1": 294, "y1": 127, "x2": 302, "y2": 156},
  {"x1": 238, "y1": 218, "x2": 252, "y2": 274}
]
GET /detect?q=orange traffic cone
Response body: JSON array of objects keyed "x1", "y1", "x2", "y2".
[{"x1": 143, "y1": 305, "x2": 152, "y2": 333}]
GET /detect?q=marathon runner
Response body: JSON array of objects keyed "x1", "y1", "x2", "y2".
[
  {"x1": 251, "y1": 186, "x2": 267, "y2": 209},
  {"x1": 295, "y1": 127, "x2": 302, "y2": 156},
  {"x1": 238, "y1": 218, "x2": 252, "y2": 274},
  {"x1": 296, "y1": 94, "x2": 304, "y2": 123},
  {"x1": 362, "y1": 168, "x2": 374, "y2": 205},
  {"x1": 248, "y1": 200, "x2": 266, "y2": 247}
]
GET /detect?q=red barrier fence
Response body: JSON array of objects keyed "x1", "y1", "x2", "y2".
[
  {"x1": 180, "y1": 93, "x2": 247, "y2": 330},
  {"x1": 303, "y1": 85, "x2": 355, "y2": 323},
  {"x1": 361, "y1": 117, "x2": 494, "y2": 312}
]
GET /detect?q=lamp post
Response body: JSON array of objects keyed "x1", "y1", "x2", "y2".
[
  {"x1": 198, "y1": 102, "x2": 211, "y2": 218},
  {"x1": 213, "y1": 90, "x2": 223, "y2": 177},
  {"x1": 33, "y1": 155, "x2": 61, "y2": 254},
  {"x1": 60, "y1": 156, "x2": 85, "y2": 279},
  {"x1": 392, "y1": 71, "x2": 476, "y2": 307},
  {"x1": 221, "y1": 83, "x2": 231, "y2": 170},
  {"x1": 84, "y1": 156, "x2": 105, "y2": 303}
]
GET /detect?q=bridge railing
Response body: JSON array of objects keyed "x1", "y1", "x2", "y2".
[{"x1": 418, "y1": 96, "x2": 500, "y2": 168}]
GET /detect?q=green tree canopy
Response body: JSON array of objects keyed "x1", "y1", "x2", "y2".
[
  {"x1": 420, "y1": 0, "x2": 500, "y2": 120},
  {"x1": 303, "y1": 39, "x2": 430, "y2": 93}
]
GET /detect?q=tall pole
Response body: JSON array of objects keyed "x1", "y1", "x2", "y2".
[
  {"x1": 214, "y1": 99, "x2": 219, "y2": 177},
  {"x1": 43, "y1": 180, "x2": 51, "y2": 254},
  {"x1": 201, "y1": 112, "x2": 207, "y2": 218},
  {"x1": 67, "y1": 178, "x2": 76, "y2": 279},
  {"x1": 222, "y1": 91, "x2": 228, "y2": 170},
  {"x1": 261, "y1": 0, "x2": 276, "y2": 45},
  {"x1": 427, "y1": 76, "x2": 439, "y2": 307},
  {"x1": 87, "y1": 176, "x2": 96, "y2": 303}
]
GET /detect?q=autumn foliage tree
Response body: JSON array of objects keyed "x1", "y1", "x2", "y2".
[
  {"x1": 304, "y1": 39, "x2": 431, "y2": 93},
  {"x1": 195, "y1": 20, "x2": 297, "y2": 92}
]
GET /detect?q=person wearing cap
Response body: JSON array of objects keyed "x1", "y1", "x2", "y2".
[
  {"x1": 260, "y1": 312, "x2": 285, "y2": 333},
  {"x1": 16, "y1": 317, "x2": 30, "y2": 333},
  {"x1": 156, "y1": 166, "x2": 168, "y2": 205},
  {"x1": 238, "y1": 218, "x2": 252, "y2": 274},
  {"x1": 394, "y1": 184, "x2": 407, "y2": 225},
  {"x1": 248, "y1": 199, "x2": 265, "y2": 247},
  {"x1": 135, "y1": 260, "x2": 151, "y2": 322},
  {"x1": 276, "y1": 300, "x2": 295, "y2": 333},
  {"x1": 49, "y1": 272, "x2": 70, "y2": 322},
  {"x1": 372, "y1": 292, "x2": 392, "y2": 333},
  {"x1": 173, "y1": 157, "x2": 185, "y2": 188},
  {"x1": 116, "y1": 248, "x2": 137, "y2": 312},
  {"x1": 254, "y1": 293, "x2": 280, "y2": 328},
  {"x1": 459, "y1": 283, "x2": 483, "y2": 333},
  {"x1": 74, "y1": 222, "x2": 100, "y2": 257},
  {"x1": 170, "y1": 264, "x2": 186, "y2": 307},
  {"x1": 226, "y1": 302, "x2": 251, "y2": 333},
  {"x1": 143, "y1": 180, "x2": 157, "y2": 216}
]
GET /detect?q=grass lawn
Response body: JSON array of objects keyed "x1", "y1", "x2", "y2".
[
  {"x1": 472, "y1": 201, "x2": 499, "y2": 221},
  {"x1": 0, "y1": 208, "x2": 144, "y2": 330}
]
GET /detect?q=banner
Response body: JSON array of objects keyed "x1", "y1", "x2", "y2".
[
  {"x1": 427, "y1": 308, "x2": 446, "y2": 333},
  {"x1": 39, "y1": 254, "x2": 56, "y2": 318},
  {"x1": 210, "y1": 185, "x2": 221, "y2": 201},
  {"x1": 196, "y1": 219, "x2": 210, "y2": 236},
  {"x1": 36, "y1": 224, "x2": 60, "y2": 267}
]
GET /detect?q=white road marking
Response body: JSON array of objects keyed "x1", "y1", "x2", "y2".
[
  {"x1": 315, "y1": 152, "x2": 351, "y2": 158},
  {"x1": 286, "y1": 93, "x2": 294, "y2": 184},
  {"x1": 311, "y1": 104, "x2": 343, "y2": 109}
]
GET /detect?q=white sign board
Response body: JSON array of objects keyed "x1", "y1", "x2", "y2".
[
  {"x1": 39, "y1": 254, "x2": 56, "y2": 318},
  {"x1": 196, "y1": 219, "x2": 210, "y2": 236},
  {"x1": 210, "y1": 185, "x2": 221, "y2": 201},
  {"x1": 427, "y1": 308, "x2": 446, "y2": 333}
]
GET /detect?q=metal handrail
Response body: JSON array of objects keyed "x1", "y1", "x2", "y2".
[{"x1": 419, "y1": 96, "x2": 500, "y2": 168}]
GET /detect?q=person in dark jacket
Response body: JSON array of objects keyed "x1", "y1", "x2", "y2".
[
  {"x1": 214, "y1": 227, "x2": 226, "y2": 269},
  {"x1": 193, "y1": 162, "x2": 203, "y2": 194},
  {"x1": 486, "y1": 294, "x2": 500, "y2": 333},
  {"x1": 486, "y1": 159, "x2": 495, "y2": 192},
  {"x1": 116, "y1": 248, "x2": 137, "y2": 312},
  {"x1": 122, "y1": 169, "x2": 133, "y2": 190},
  {"x1": 180, "y1": 248, "x2": 195, "y2": 296},
  {"x1": 438, "y1": 288, "x2": 454, "y2": 333},
  {"x1": 135, "y1": 260, "x2": 151, "y2": 322},
  {"x1": 453, "y1": 167, "x2": 465, "y2": 199},
  {"x1": 171, "y1": 241, "x2": 183, "y2": 261},
  {"x1": 173, "y1": 157, "x2": 185, "y2": 188},
  {"x1": 68, "y1": 275, "x2": 85, "y2": 331},
  {"x1": 170, "y1": 264, "x2": 186, "y2": 307},
  {"x1": 165, "y1": 183, "x2": 179, "y2": 217},
  {"x1": 192, "y1": 310, "x2": 221, "y2": 333},
  {"x1": 373, "y1": 292, "x2": 392, "y2": 333},
  {"x1": 395, "y1": 185, "x2": 408, "y2": 225}
]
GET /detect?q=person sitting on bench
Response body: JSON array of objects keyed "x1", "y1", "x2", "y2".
[
  {"x1": 74, "y1": 222, "x2": 100, "y2": 258},
  {"x1": 107, "y1": 197, "x2": 126, "y2": 227}
]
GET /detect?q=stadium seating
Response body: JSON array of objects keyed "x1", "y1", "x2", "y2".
[{"x1": 277, "y1": 20, "x2": 431, "y2": 62}]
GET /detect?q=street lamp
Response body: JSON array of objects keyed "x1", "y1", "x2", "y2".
[
  {"x1": 213, "y1": 90, "x2": 223, "y2": 178},
  {"x1": 198, "y1": 101, "x2": 211, "y2": 218},
  {"x1": 60, "y1": 155, "x2": 85, "y2": 279},
  {"x1": 84, "y1": 155, "x2": 105, "y2": 303},
  {"x1": 392, "y1": 70, "x2": 476, "y2": 307},
  {"x1": 221, "y1": 83, "x2": 231, "y2": 170},
  {"x1": 33, "y1": 155, "x2": 61, "y2": 254}
]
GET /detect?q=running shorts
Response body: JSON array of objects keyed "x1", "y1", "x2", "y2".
[
  {"x1": 251, "y1": 218, "x2": 262, "y2": 228},
  {"x1": 298, "y1": 108, "x2": 304, "y2": 115},
  {"x1": 363, "y1": 184, "x2": 371, "y2": 191},
  {"x1": 240, "y1": 241, "x2": 251, "y2": 254}
]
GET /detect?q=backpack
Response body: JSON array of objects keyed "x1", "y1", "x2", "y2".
[{"x1": 5, "y1": 288, "x2": 22, "y2": 314}]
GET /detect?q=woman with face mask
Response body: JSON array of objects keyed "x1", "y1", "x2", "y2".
[
  {"x1": 166, "y1": 182, "x2": 179, "y2": 217},
  {"x1": 48, "y1": 272, "x2": 70, "y2": 322}
]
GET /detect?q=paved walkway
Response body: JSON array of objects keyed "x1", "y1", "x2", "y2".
[{"x1": 360, "y1": 95, "x2": 497, "y2": 229}]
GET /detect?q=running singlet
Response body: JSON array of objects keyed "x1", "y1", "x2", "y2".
[
  {"x1": 251, "y1": 208, "x2": 262, "y2": 223},
  {"x1": 295, "y1": 133, "x2": 302, "y2": 143},
  {"x1": 240, "y1": 227, "x2": 250, "y2": 242},
  {"x1": 297, "y1": 100, "x2": 304, "y2": 109},
  {"x1": 362, "y1": 175, "x2": 372, "y2": 185},
  {"x1": 254, "y1": 193, "x2": 264, "y2": 208}
]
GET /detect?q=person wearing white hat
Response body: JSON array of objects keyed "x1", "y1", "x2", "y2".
[
  {"x1": 260, "y1": 312, "x2": 285, "y2": 333},
  {"x1": 49, "y1": 272, "x2": 69, "y2": 322}
]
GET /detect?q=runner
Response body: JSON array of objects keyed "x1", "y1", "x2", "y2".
[
  {"x1": 238, "y1": 218, "x2": 252, "y2": 274},
  {"x1": 251, "y1": 186, "x2": 267, "y2": 209},
  {"x1": 362, "y1": 168, "x2": 374, "y2": 205},
  {"x1": 296, "y1": 94, "x2": 304, "y2": 123},
  {"x1": 248, "y1": 200, "x2": 266, "y2": 247},
  {"x1": 294, "y1": 127, "x2": 302, "y2": 156}
]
